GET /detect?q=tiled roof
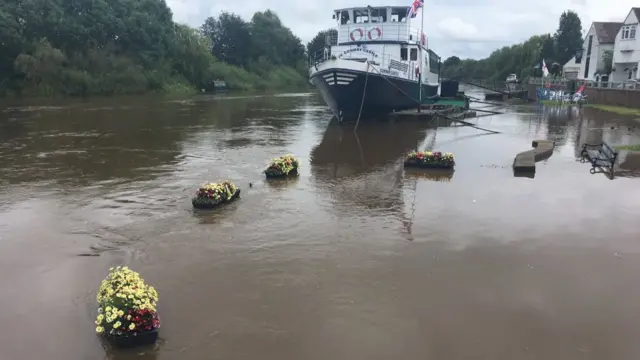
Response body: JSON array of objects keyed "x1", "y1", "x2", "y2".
[
  {"x1": 634, "y1": 8, "x2": 640, "y2": 24},
  {"x1": 593, "y1": 22, "x2": 622, "y2": 43}
]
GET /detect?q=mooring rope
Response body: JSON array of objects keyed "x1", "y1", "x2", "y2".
[{"x1": 354, "y1": 62, "x2": 370, "y2": 133}]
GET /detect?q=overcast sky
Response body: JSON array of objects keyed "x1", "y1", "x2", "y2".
[{"x1": 167, "y1": 0, "x2": 638, "y2": 59}]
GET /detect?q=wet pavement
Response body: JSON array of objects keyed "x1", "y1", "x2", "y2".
[{"x1": 2, "y1": 91, "x2": 640, "y2": 359}]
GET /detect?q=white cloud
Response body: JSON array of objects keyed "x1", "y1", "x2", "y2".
[
  {"x1": 166, "y1": 0, "x2": 640, "y2": 59},
  {"x1": 435, "y1": 18, "x2": 482, "y2": 42}
]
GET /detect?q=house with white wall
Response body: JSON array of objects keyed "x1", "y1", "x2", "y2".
[
  {"x1": 611, "y1": 8, "x2": 640, "y2": 82},
  {"x1": 579, "y1": 22, "x2": 622, "y2": 82},
  {"x1": 563, "y1": 56, "x2": 580, "y2": 79}
]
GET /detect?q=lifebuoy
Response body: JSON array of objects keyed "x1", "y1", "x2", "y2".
[
  {"x1": 350, "y1": 28, "x2": 364, "y2": 41},
  {"x1": 367, "y1": 27, "x2": 382, "y2": 40}
]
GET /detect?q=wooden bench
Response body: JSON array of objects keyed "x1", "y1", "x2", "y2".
[{"x1": 580, "y1": 142, "x2": 618, "y2": 176}]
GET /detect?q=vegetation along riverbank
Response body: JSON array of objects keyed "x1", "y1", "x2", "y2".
[
  {"x1": 0, "y1": 0, "x2": 316, "y2": 97},
  {"x1": 440, "y1": 11, "x2": 583, "y2": 82}
]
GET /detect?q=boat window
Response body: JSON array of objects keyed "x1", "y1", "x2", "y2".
[
  {"x1": 340, "y1": 11, "x2": 350, "y2": 25},
  {"x1": 354, "y1": 9, "x2": 369, "y2": 23},
  {"x1": 428, "y1": 49, "x2": 440, "y2": 74},
  {"x1": 390, "y1": 8, "x2": 407, "y2": 23},
  {"x1": 401, "y1": 48, "x2": 408, "y2": 61},
  {"x1": 410, "y1": 48, "x2": 418, "y2": 61},
  {"x1": 370, "y1": 8, "x2": 386, "y2": 23}
]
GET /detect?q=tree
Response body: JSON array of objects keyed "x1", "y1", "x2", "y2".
[
  {"x1": 201, "y1": 12, "x2": 252, "y2": 67},
  {"x1": 171, "y1": 24, "x2": 215, "y2": 88},
  {"x1": 438, "y1": 10, "x2": 584, "y2": 81},
  {"x1": 0, "y1": 1, "x2": 309, "y2": 95},
  {"x1": 554, "y1": 10, "x2": 583, "y2": 65},
  {"x1": 249, "y1": 10, "x2": 305, "y2": 68},
  {"x1": 540, "y1": 34, "x2": 556, "y2": 63}
]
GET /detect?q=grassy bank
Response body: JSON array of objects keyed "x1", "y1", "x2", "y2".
[
  {"x1": 615, "y1": 144, "x2": 640, "y2": 151},
  {"x1": 584, "y1": 104, "x2": 640, "y2": 116},
  {"x1": 539, "y1": 99, "x2": 564, "y2": 105},
  {"x1": 208, "y1": 62, "x2": 309, "y2": 92},
  {"x1": 3, "y1": 61, "x2": 309, "y2": 98}
]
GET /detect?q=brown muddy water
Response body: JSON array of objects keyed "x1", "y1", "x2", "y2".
[{"x1": 2, "y1": 92, "x2": 640, "y2": 360}]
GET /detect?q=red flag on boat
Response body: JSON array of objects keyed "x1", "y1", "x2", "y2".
[
  {"x1": 576, "y1": 83, "x2": 586, "y2": 94},
  {"x1": 407, "y1": 0, "x2": 423, "y2": 18}
]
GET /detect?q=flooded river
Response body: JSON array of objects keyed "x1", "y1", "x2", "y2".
[{"x1": 2, "y1": 92, "x2": 640, "y2": 360}]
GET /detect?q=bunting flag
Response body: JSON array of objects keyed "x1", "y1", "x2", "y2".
[
  {"x1": 407, "y1": 0, "x2": 424, "y2": 19},
  {"x1": 542, "y1": 59, "x2": 549, "y2": 78}
]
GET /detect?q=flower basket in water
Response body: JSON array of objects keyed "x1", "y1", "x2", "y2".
[
  {"x1": 191, "y1": 180, "x2": 240, "y2": 209},
  {"x1": 264, "y1": 154, "x2": 299, "y2": 178},
  {"x1": 404, "y1": 168, "x2": 454, "y2": 182},
  {"x1": 95, "y1": 266, "x2": 160, "y2": 348},
  {"x1": 404, "y1": 151, "x2": 455, "y2": 169}
]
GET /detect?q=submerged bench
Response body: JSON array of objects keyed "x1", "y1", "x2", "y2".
[
  {"x1": 513, "y1": 140, "x2": 555, "y2": 177},
  {"x1": 580, "y1": 142, "x2": 618, "y2": 177}
]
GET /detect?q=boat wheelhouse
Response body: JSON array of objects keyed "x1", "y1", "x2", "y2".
[{"x1": 309, "y1": 5, "x2": 442, "y2": 121}]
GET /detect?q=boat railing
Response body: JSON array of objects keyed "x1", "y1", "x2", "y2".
[
  {"x1": 309, "y1": 45, "x2": 423, "y2": 81},
  {"x1": 335, "y1": 24, "x2": 424, "y2": 45}
]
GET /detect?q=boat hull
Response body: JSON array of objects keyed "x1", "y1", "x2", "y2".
[{"x1": 310, "y1": 67, "x2": 439, "y2": 121}]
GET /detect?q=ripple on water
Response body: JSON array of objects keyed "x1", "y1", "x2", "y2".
[{"x1": 2, "y1": 94, "x2": 640, "y2": 360}]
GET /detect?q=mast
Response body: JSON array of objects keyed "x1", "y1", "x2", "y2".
[{"x1": 418, "y1": 2, "x2": 424, "y2": 106}]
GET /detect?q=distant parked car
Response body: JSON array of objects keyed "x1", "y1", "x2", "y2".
[{"x1": 506, "y1": 74, "x2": 519, "y2": 83}]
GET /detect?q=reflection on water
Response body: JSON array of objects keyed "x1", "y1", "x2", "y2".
[{"x1": 2, "y1": 92, "x2": 640, "y2": 360}]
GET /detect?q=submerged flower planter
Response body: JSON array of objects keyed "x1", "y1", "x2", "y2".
[
  {"x1": 264, "y1": 155, "x2": 299, "y2": 178},
  {"x1": 95, "y1": 266, "x2": 160, "y2": 349},
  {"x1": 404, "y1": 168, "x2": 454, "y2": 182},
  {"x1": 404, "y1": 151, "x2": 455, "y2": 169},
  {"x1": 106, "y1": 328, "x2": 159, "y2": 349},
  {"x1": 192, "y1": 181, "x2": 240, "y2": 209}
]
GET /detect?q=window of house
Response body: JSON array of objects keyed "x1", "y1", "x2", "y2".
[
  {"x1": 410, "y1": 48, "x2": 418, "y2": 61},
  {"x1": 400, "y1": 48, "x2": 407, "y2": 60},
  {"x1": 622, "y1": 25, "x2": 636, "y2": 40}
]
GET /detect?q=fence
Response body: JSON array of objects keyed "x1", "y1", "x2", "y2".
[{"x1": 528, "y1": 77, "x2": 640, "y2": 91}]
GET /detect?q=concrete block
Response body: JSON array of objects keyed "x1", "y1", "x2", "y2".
[
  {"x1": 513, "y1": 149, "x2": 536, "y2": 172},
  {"x1": 513, "y1": 140, "x2": 555, "y2": 175}
]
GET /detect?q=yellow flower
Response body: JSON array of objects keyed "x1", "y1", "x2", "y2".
[
  {"x1": 129, "y1": 323, "x2": 136, "y2": 330},
  {"x1": 96, "y1": 326, "x2": 104, "y2": 333},
  {"x1": 126, "y1": 315, "x2": 132, "y2": 320},
  {"x1": 118, "y1": 310, "x2": 124, "y2": 316},
  {"x1": 97, "y1": 314, "x2": 104, "y2": 321},
  {"x1": 113, "y1": 321, "x2": 121, "y2": 329},
  {"x1": 105, "y1": 306, "x2": 112, "y2": 312}
]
